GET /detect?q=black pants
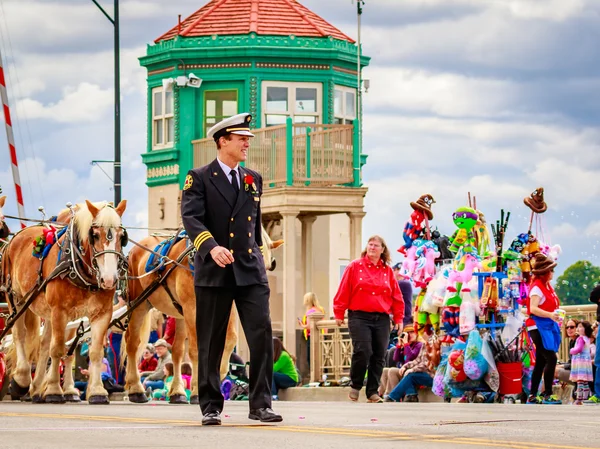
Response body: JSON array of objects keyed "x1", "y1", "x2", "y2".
[
  {"x1": 195, "y1": 284, "x2": 273, "y2": 414},
  {"x1": 348, "y1": 310, "x2": 391, "y2": 397},
  {"x1": 529, "y1": 328, "x2": 558, "y2": 397}
]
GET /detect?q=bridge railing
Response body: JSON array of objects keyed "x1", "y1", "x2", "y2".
[{"x1": 307, "y1": 304, "x2": 598, "y2": 383}]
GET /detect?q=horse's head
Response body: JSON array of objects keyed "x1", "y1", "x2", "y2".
[
  {"x1": 76, "y1": 199, "x2": 128, "y2": 289},
  {"x1": 261, "y1": 225, "x2": 283, "y2": 271}
]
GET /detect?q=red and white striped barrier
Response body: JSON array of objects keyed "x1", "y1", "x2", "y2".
[{"x1": 0, "y1": 53, "x2": 26, "y2": 228}]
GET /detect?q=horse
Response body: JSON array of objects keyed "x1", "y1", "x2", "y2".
[
  {"x1": 121, "y1": 224, "x2": 283, "y2": 404},
  {"x1": 3, "y1": 199, "x2": 128, "y2": 404}
]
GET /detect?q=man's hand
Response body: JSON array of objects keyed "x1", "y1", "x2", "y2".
[
  {"x1": 336, "y1": 319, "x2": 345, "y2": 327},
  {"x1": 210, "y1": 246, "x2": 235, "y2": 268},
  {"x1": 393, "y1": 323, "x2": 404, "y2": 333}
]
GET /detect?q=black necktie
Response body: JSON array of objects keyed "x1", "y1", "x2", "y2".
[{"x1": 231, "y1": 169, "x2": 240, "y2": 194}]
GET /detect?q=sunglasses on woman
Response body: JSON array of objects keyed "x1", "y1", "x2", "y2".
[{"x1": 566, "y1": 326, "x2": 576, "y2": 329}]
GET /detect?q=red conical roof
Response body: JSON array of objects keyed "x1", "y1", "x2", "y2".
[{"x1": 156, "y1": 0, "x2": 355, "y2": 43}]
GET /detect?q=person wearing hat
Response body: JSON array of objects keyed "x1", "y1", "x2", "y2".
[
  {"x1": 181, "y1": 112, "x2": 281, "y2": 426},
  {"x1": 525, "y1": 252, "x2": 562, "y2": 405},
  {"x1": 141, "y1": 338, "x2": 173, "y2": 392}
]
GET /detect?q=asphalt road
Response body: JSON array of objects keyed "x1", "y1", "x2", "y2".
[{"x1": 0, "y1": 400, "x2": 598, "y2": 449}]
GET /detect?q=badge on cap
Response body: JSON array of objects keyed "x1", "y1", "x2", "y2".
[{"x1": 183, "y1": 174, "x2": 193, "y2": 191}]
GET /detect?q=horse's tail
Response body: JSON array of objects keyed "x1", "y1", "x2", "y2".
[
  {"x1": 4, "y1": 310, "x2": 40, "y2": 378},
  {"x1": 25, "y1": 311, "x2": 41, "y2": 366},
  {"x1": 119, "y1": 309, "x2": 151, "y2": 372}
]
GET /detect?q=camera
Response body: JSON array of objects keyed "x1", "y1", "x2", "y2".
[
  {"x1": 400, "y1": 332, "x2": 407, "y2": 340},
  {"x1": 187, "y1": 73, "x2": 202, "y2": 88}
]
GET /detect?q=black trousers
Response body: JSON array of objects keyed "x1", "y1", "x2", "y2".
[
  {"x1": 529, "y1": 328, "x2": 558, "y2": 397},
  {"x1": 348, "y1": 310, "x2": 391, "y2": 397},
  {"x1": 195, "y1": 283, "x2": 273, "y2": 414}
]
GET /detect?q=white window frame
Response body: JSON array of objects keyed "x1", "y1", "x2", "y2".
[
  {"x1": 152, "y1": 86, "x2": 174, "y2": 150},
  {"x1": 334, "y1": 85, "x2": 357, "y2": 125},
  {"x1": 262, "y1": 81, "x2": 322, "y2": 127}
]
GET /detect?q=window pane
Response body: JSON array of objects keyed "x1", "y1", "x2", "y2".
[
  {"x1": 166, "y1": 118, "x2": 174, "y2": 143},
  {"x1": 294, "y1": 115, "x2": 317, "y2": 124},
  {"x1": 334, "y1": 90, "x2": 343, "y2": 117},
  {"x1": 223, "y1": 100, "x2": 237, "y2": 117},
  {"x1": 334, "y1": 117, "x2": 343, "y2": 125},
  {"x1": 153, "y1": 91, "x2": 163, "y2": 116},
  {"x1": 265, "y1": 114, "x2": 288, "y2": 127},
  {"x1": 165, "y1": 91, "x2": 173, "y2": 114},
  {"x1": 154, "y1": 119, "x2": 163, "y2": 145},
  {"x1": 346, "y1": 91, "x2": 356, "y2": 118},
  {"x1": 266, "y1": 87, "x2": 288, "y2": 112},
  {"x1": 296, "y1": 88, "x2": 317, "y2": 113},
  {"x1": 206, "y1": 100, "x2": 216, "y2": 117}
]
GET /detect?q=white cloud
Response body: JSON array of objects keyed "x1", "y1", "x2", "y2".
[
  {"x1": 501, "y1": 0, "x2": 587, "y2": 21},
  {"x1": 528, "y1": 159, "x2": 600, "y2": 207},
  {"x1": 16, "y1": 83, "x2": 113, "y2": 123},
  {"x1": 366, "y1": 68, "x2": 518, "y2": 117}
]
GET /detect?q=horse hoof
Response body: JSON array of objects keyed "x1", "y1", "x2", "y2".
[
  {"x1": 189, "y1": 395, "x2": 199, "y2": 405},
  {"x1": 9, "y1": 379, "x2": 30, "y2": 400},
  {"x1": 44, "y1": 394, "x2": 66, "y2": 404},
  {"x1": 169, "y1": 394, "x2": 188, "y2": 405},
  {"x1": 20, "y1": 393, "x2": 32, "y2": 402},
  {"x1": 128, "y1": 393, "x2": 148, "y2": 404},
  {"x1": 88, "y1": 395, "x2": 110, "y2": 405},
  {"x1": 64, "y1": 394, "x2": 81, "y2": 403},
  {"x1": 31, "y1": 395, "x2": 45, "y2": 404}
]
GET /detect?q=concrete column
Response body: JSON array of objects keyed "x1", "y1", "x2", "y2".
[
  {"x1": 347, "y1": 212, "x2": 366, "y2": 260},
  {"x1": 281, "y1": 211, "x2": 299, "y2": 351},
  {"x1": 300, "y1": 215, "x2": 317, "y2": 294}
]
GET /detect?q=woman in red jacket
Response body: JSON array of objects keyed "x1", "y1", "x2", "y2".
[{"x1": 333, "y1": 235, "x2": 405, "y2": 403}]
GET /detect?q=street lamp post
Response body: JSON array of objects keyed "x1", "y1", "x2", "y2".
[
  {"x1": 91, "y1": 0, "x2": 121, "y2": 206},
  {"x1": 356, "y1": 1, "x2": 365, "y2": 158}
]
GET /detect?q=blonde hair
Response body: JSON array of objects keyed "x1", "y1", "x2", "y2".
[
  {"x1": 303, "y1": 292, "x2": 323, "y2": 310},
  {"x1": 361, "y1": 235, "x2": 391, "y2": 264}
]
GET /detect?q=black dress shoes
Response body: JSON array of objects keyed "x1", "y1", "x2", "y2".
[
  {"x1": 202, "y1": 411, "x2": 221, "y2": 426},
  {"x1": 248, "y1": 408, "x2": 283, "y2": 423}
]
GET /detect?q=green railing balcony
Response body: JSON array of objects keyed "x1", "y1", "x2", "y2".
[{"x1": 192, "y1": 118, "x2": 361, "y2": 188}]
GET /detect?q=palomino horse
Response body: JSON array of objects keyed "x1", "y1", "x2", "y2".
[
  {"x1": 122, "y1": 224, "x2": 283, "y2": 404},
  {"x1": 3, "y1": 200, "x2": 127, "y2": 404}
]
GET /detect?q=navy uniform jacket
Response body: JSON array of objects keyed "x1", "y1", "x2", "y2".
[{"x1": 180, "y1": 158, "x2": 268, "y2": 287}]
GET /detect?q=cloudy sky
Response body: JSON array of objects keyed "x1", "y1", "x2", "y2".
[{"x1": 0, "y1": 0, "x2": 598, "y2": 278}]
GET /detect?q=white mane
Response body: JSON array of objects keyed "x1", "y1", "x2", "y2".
[{"x1": 74, "y1": 201, "x2": 122, "y2": 243}]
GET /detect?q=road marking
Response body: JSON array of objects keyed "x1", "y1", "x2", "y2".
[
  {"x1": 0, "y1": 426, "x2": 169, "y2": 431},
  {"x1": 0, "y1": 411, "x2": 596, "y2": 449}
]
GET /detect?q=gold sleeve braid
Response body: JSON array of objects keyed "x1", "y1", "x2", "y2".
[{"x1": 194, "y1": 231, "x2": 213, "y2": 250}]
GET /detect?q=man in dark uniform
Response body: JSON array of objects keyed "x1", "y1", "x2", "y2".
[{"x1": 181, "y1": 112, "x2": 282, "y2": 426}]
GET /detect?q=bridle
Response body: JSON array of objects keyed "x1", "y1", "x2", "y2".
[{"x1": 62, "y1": 219, "x2": 128, "y2": 290}]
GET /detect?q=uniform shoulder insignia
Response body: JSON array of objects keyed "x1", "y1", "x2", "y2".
[{"x1": 183, "y1": 174, "x2": 193, "y2": 191}]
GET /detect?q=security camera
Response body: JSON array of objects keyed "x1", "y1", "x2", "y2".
[
  {"x1": 187, "y1": 73, "x2": 202, "y2": 88},
  {"x1": 363, "y1": 79, "x2": 370, "y2": 93},
  {"x1": 175, "y1": 76, "x2": 188, "y2": 87}
]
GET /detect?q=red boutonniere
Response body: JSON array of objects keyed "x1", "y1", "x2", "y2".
[{"x1": 243, "y1": 174, "x2": 257, "y2": 193}]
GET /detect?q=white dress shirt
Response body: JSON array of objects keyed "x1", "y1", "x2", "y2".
[{"x1": 217, "y1": 157, "x2": 240, "y2": 185}]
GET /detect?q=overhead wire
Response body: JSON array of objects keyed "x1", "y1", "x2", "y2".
[{"x1": 0, "y1": 0, "x2": 46, "y2": 209}]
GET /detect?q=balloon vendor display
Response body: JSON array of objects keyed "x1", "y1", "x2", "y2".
[{"x1": 397, "y1": 187, "x2": 560, "y2": 403}]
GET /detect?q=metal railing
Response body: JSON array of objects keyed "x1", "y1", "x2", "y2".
[
  {"x1": 558, "y1": 304, "x2": 597, "y2": 363},
  {"x1": 307, "y1": 304, "x2": 598, "y2": 383},
  {"x1": 192, "y1": 118, "x2": 358, "y2": 188}
]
